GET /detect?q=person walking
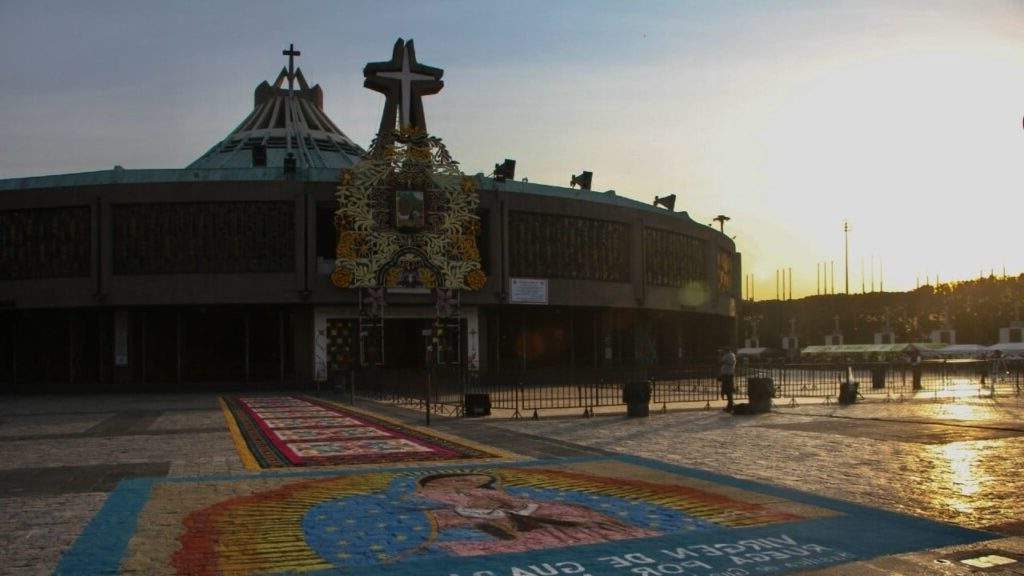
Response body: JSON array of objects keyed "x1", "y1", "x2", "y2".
[
  {"x1": 720, "y1": 348, "x2": 737, "y2": 412},
  {"x1": 911, "y1": 350, "x2": 923, "y2": 391}
]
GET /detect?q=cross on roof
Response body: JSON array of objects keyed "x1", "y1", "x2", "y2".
[
  {"x1": 283, "y1": 43, "x2": 301, "y2": 90},
  {"x1": 364, "y1": 38, "x2": 444, "y2": 134}
]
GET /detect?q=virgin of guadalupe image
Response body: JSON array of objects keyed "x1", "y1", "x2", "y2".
[
  {"x1": 395, "y1": 189, "x2": 424, "y2": 230},
  {"x1": 414, "y1": 472, "x2": 662, "y2": 556},
  {"x1": 300, "y1": 469, "x2": 709, "y2": 567}
]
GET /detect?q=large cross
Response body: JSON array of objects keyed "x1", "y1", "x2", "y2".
[
  {"x1": 283, "y1": 43, "x2": 301, "y2": 90},
  {"x1": 364, "y1": 38, "x2": 444, "y2": 133}
]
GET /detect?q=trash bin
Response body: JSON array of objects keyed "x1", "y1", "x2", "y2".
[
  {"x1": 871, "y1": 367, "x2": 886, "y2": 389},
  {"x1": 839, "y1": 381, "x2": 859, "y2": 405},
  {"x1": 623, "y1": 381, "x2": 652, "y2": 418},
  {"x1": 464, "y1": 393, "x2": 491, "y2": 417},
  {"x1": 746, "y1": 377, "x2": 774, "y2": 414}
]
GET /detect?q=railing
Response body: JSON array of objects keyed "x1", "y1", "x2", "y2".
[{"x1": 351, "y1": 359, "x2": 1024, "y2": 416}]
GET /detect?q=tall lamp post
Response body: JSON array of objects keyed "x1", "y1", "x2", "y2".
[{"x1": 843, "y1": 220, "x2": 850, "y2": 295}]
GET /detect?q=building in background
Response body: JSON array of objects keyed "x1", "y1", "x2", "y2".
[{"x1": 0, "y1": 43, "x2": 738, "y2": 393}]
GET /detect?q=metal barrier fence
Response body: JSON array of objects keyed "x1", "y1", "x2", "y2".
[{"x1": 351, "y1": 359, "x2": 1024, "y2": 416}]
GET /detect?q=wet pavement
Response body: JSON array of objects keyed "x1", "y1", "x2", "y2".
[
  {"x1": 0, "y1": 392, "x2": 1022, "y2": 575},
  {"x1": 487, "y1": 398, "x2": 1024, "y2": 532}
]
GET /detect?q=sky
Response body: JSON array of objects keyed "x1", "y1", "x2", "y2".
[{"x1": 1, "y1": 0, "x2": 1022, "y2": 298}]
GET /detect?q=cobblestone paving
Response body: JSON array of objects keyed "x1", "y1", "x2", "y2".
[
  {"x1": 487, "y1": 398, "x2": 1024, "y2": 532},
  {"x1": 1, "y1": 393, "x2": 1022, "y2": 575},
  {"x1": 0, "y1": 395, "x2": 250, "y2": 576},
  {"x1": 0, "y1": 413, "x2": 112, "y2": 438},
  {"x1": 1, "y1": 492, "x2": 110, "y2": 576}
]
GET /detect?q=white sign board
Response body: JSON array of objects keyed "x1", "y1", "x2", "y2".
[{"x1": 509, "y1": 278, "x2": 548, "y2": 305}]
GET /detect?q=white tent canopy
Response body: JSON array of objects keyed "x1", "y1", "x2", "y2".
[
  {"x1": 988, "y1": 342, "x2": 1024, "y2": 358},
  {"x1": 801, "y1": 344, "x2": 917, "y2": 357},
  {"x1": 918, "y1": 344, "x2": 989, "y2": 359}
]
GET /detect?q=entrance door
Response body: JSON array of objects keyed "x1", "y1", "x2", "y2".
[
  {"x1": 380, "y1": 318, "x2": 464, "y2": 369},
  {"x1": 384, "y1": 318, "x2": 431, "y2": 369}
]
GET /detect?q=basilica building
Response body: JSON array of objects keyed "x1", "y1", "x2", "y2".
[{"x1": 0, "y1": 41, "x2": 738, "y2": 393}]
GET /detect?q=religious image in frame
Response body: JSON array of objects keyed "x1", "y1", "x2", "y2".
[{"x1": 395, "y1": 189, "x2": 425, "y2": 231}]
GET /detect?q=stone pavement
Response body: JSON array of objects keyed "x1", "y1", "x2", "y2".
[
  {"x1": 483, "y1": 397, "x2": 1024, "y2": 574},
  {"x1": 0, "y1": 392, "x2": 1022, "y2": 575}
]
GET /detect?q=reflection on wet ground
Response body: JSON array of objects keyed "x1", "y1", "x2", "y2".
[{"x1": 489, "y1": 397, "x2": 1024, "y2": 532}]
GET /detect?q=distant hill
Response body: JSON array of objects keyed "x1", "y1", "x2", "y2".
[{"x1": 741, "y1": 275, "x2": 1023, "y2": 348}]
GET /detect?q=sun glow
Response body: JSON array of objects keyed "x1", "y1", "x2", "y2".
[
  {"x1": 937, "y1": 442, "x2": 983, "y2": 514},
  {"x1": 716, "y1": 26, "x2": 1024, "y2": 298}
]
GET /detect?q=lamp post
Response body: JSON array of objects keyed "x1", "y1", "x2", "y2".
[{"x1": 843, "y1": 220, "x2": 850, "y2": 295}]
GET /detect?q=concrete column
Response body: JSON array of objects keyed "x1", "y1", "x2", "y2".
[
  {"x1": 11, "y1": 314, "x2": 18, "y2": 390},
  {"x1": 140, "y1": 311, "x2": 146, "y2": 385},
  {"x1": 278, "y1": 308, "x2": 285, "y2": 387},
  {"x1": 175, "y1": 310, "x2": 182, "y2": 389},
  {"x1": 465, "y1": 307, "x2": 480, "y2": 370},
  {"x1": 244, "y1": 310, "x2": 251, "y2": 386},
  {"x1": 632, "y1": 217, "x2": 644, "y2": 306},
  {"x1": 293, "y1": 306, "x2": 314, "y2": 386},
  {"x1": 96, "y1": 312, "x2": 104, "y2": 387},
  {"x1": 500, "y1": 195, "x2": 510, "y2": 301},
  {"x1": 68, "y1": 312, "x2": 75, "y2": 386},
  {"x1": 100, "y1": 199, "x2": 113, "y2": 302},
  {"x1": 494, "y1": 311, "x2": 501, "y2": 373}
]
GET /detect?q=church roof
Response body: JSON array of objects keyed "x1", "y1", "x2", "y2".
[{"x1": 187, "y1": 60, "x2": 365, "y2": 170}]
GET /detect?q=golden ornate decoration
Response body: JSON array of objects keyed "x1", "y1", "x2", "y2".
[
  {"x1": 331, "y1": 268, "x2": 353, "y2": 288},
  {"x1": 332, "y1": 127, "x2": 487, "y2": 290},
  {"x1": 465, "y1": 269, "x2": 487, "y2": 291}
]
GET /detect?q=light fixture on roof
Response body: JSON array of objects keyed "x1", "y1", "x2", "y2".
[
  {"x1": 653, "y1": 194, "x2": 676, "y2": 211},
  {"x1": 570, "y1": 171, "x2": 592, "y2": 190},
  {"x1": 713, "y1": 214, "x2": 731, "y2": 233},
  {"x1": 493, "y1": 159, "x2": 516, "y2": 182}
]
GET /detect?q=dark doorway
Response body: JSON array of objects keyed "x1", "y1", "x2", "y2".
[
  {"x1": 141, "y1": 309, "x2": 178, "y2": 385},
  {"x1": 13, "y1": 310, "x2": 69, "y2": 390},
  {"x1": 182, "y1": 308, "x2": 246, "y2": 385},
  {"x1": 384, "y1": 318, "x2": 430, "y2": 369},
  {"x1": 250, "y1": 308, "x2": 291, "y2": 382},
  {"x1": 0, "y1": 311, "x2": 14, "y2": 391}
]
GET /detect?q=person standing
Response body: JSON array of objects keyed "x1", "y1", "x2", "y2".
[
  {"x1": 720, "y1": 348, "x2": 737, "y2": 412},
  {"x1": 911, "y1": 350, "x2": 922, "y2": 391}
]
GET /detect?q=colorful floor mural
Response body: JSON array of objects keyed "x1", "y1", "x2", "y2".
[
  {"x1": 57, "y1": 455, "x2": 995, "y2": 576},
  {"x1": 220, "y1": 395, "x2": 512, "y2": 468}
]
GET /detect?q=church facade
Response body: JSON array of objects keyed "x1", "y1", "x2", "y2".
[{"x1": 0, "y1": 41, "x2": 738, "y2": 393}]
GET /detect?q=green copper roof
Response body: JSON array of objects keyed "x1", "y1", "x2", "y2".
[
  {"x1": 187, "y1": 66, "x2": 365, "y2": 170},
  {"x1": 0, "y1": 169, "x2": 718, "y2": 234},
  {"x1": 0, "y1": 167, "x2": 342, "y2": 190},
  {"x1": 480, "y1": 176, "x2": 700, "y2": 223}
]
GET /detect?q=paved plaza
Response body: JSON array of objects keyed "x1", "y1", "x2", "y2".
[{"x1": 1, "y1": 392, "x2": 1023, "y2": 575}]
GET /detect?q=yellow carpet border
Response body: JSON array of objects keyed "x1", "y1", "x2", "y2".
[{"x1": 219, "y1": 397, "x2": 260, "y2": 471}]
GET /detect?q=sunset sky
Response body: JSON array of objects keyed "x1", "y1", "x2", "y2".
[{"x1": 1, "y1": 1, "x2": 1021, "y2": 298}]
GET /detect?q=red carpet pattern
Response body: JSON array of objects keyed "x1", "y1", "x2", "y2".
[{"x1": 221, "y1": 395, "x2": 508, "y2": 468}]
